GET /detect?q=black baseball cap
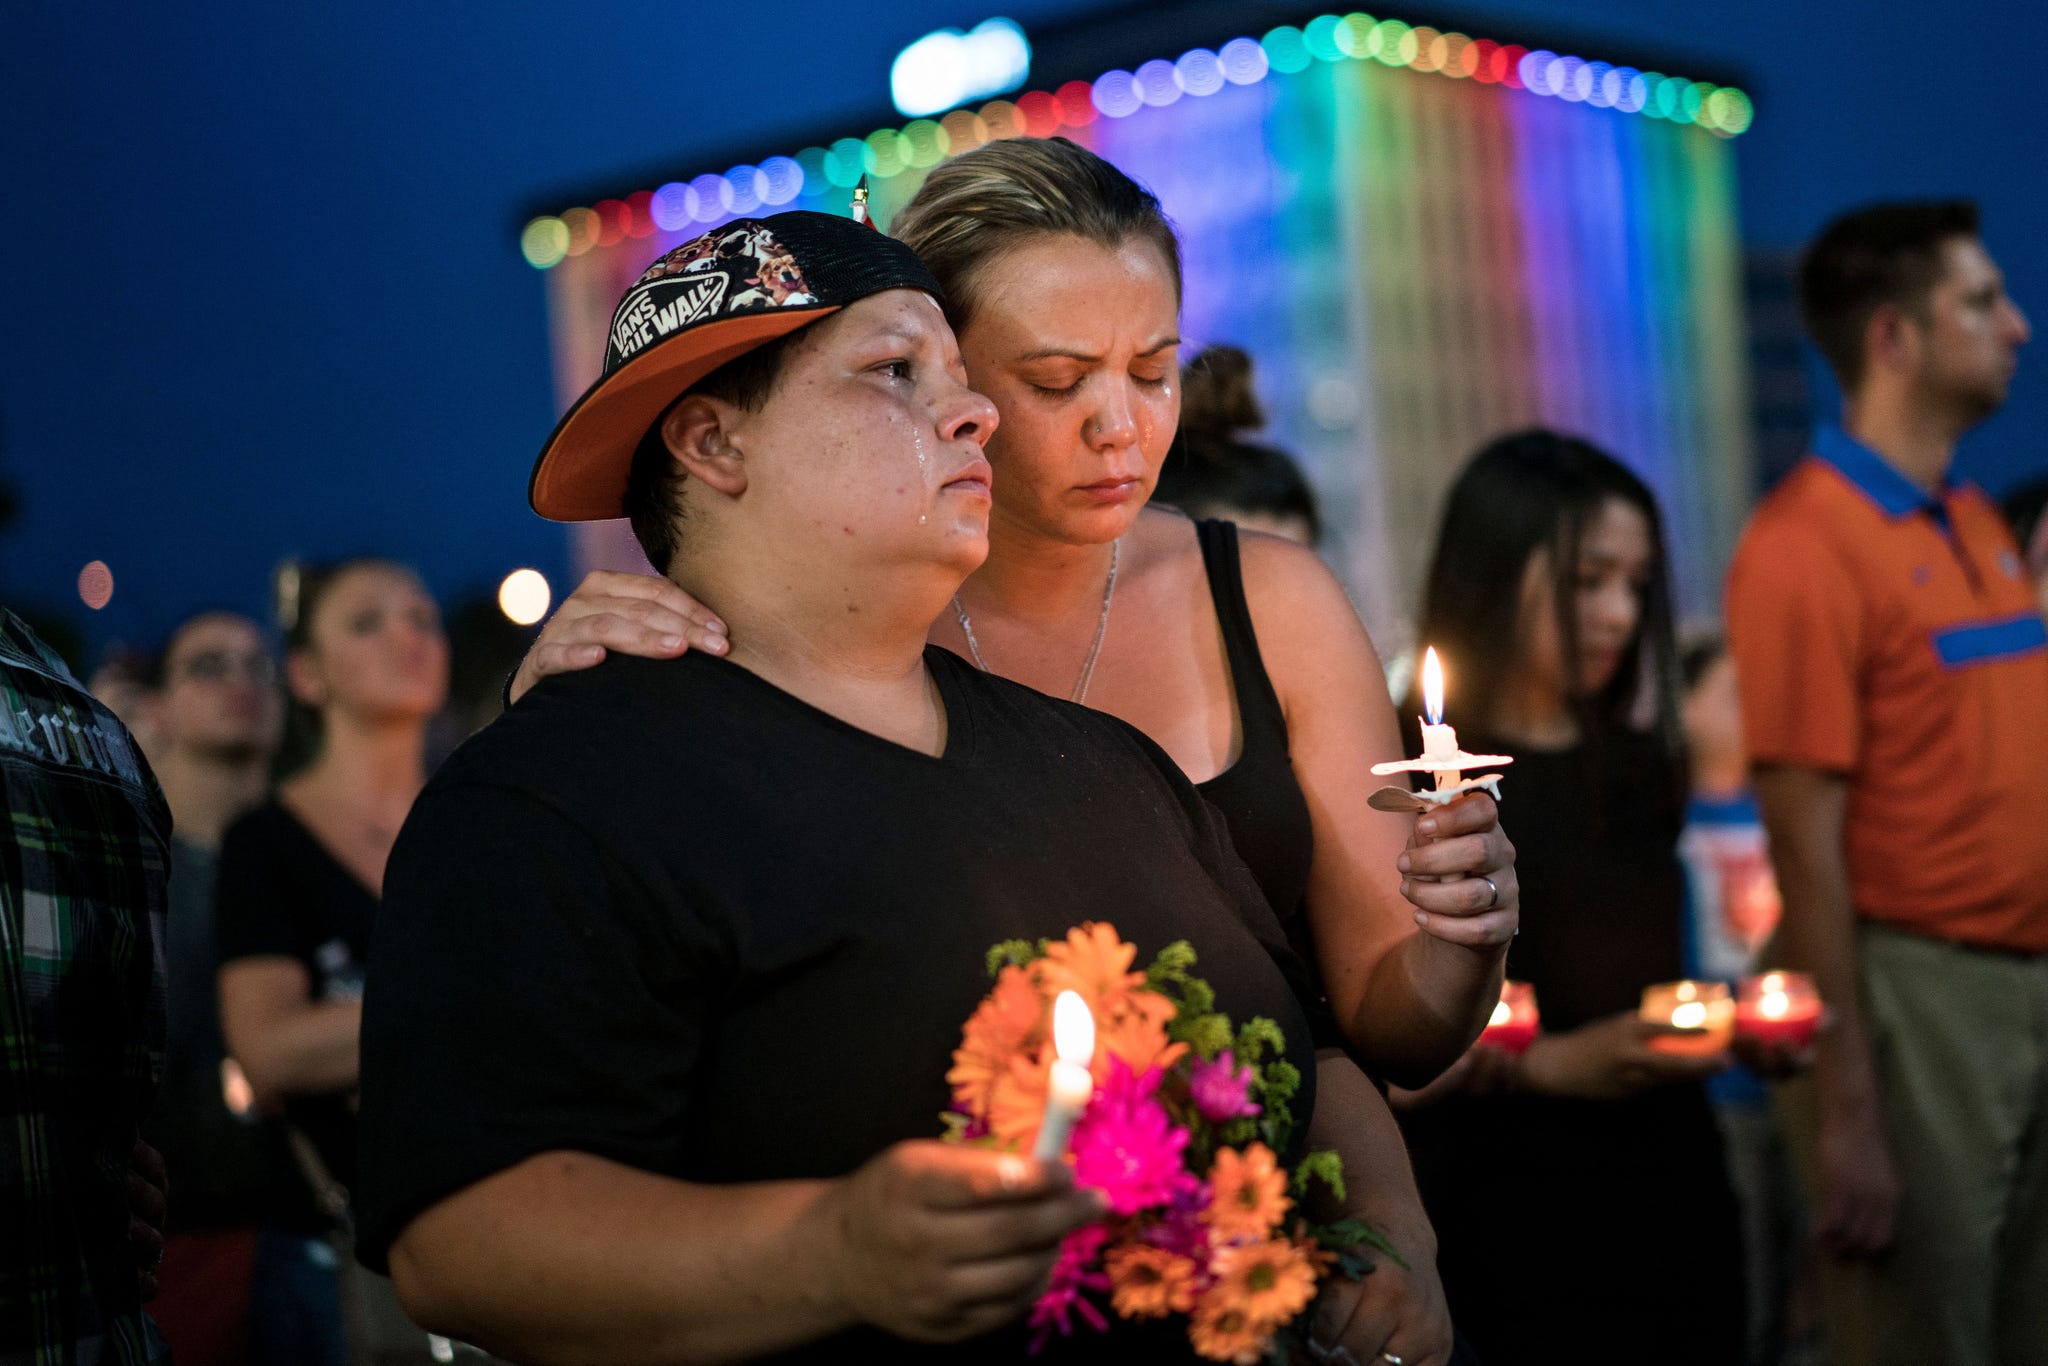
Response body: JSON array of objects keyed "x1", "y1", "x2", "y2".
[{"x1": 529, "y1": 210, "x2": 944, "y2": 522}]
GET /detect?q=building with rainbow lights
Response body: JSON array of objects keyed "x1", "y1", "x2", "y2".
[{"x1": 525, "y1": 9, "x2": 1755, "y2": 643}]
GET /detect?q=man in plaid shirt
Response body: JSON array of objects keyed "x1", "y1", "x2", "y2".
[{"x1": 1, "y1": 610, "x2": 171, "y2": 1364}]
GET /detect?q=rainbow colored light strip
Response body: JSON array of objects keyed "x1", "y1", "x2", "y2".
[{"x1": 519, "y1": 10, "x2": 1753, "y2": 269}]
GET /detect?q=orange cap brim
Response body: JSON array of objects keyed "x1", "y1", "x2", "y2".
[{"x1": 528, "y1": 304, "x2": 842, "y2": 522}]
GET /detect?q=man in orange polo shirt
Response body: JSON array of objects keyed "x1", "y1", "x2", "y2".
[{"x1": 1727, "y1": 201, "x2": 2047, "y2": 1365}]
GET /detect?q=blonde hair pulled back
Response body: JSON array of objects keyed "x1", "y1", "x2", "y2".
[{"x1": 890, "y1": 136, "x2": 1182, "y2": 332}]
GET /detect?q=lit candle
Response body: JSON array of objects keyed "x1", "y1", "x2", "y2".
[
  {"x1": 1735, "y1": 971, "x2": 1821, "y2": 1050},
  {"x1": 1478, "y1": 980, "x2": 1540, "y2": 1055},
  {"x1": 1032, "y1": 990, "x2": 1096, "y2": 1162},
  {"x1": 1640, "y1": 980, "x2": 1735, "y2": 1056},
  {"x1": 1418, "y1": 648, "x2": 1458, "y2": 790}
]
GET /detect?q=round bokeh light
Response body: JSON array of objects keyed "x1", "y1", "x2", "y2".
[
  {"x1": 78, "y1": 560, "x2": 114, "y2": 611},
  {"x1": 498, "y1": 569, "x2": 552, "y2": 627}
]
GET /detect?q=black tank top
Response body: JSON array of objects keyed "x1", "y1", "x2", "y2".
[{"x1": 1192, "y1": 520, "x2": 1318, "y2": 950}]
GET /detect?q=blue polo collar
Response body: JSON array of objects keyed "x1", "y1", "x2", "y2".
[{"x1": 1812, "y1": 425, "x2": 1950, "y2": 520}]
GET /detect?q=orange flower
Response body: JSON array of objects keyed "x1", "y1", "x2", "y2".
[
  {"x1": 948, "y1": 964, "x2": 1046, "y2": 1116},
  {"x1": 1207, "y1": 1236, "x2": 1319, "y2": 1326},
  {"x1": 1106, "y1": 1243, "x2": 1200, "y2": 1318},
  {"x1": 1037, "y1": 922, "x2": 1146, "y2": 1002},
  {"x1": 1097, "y1": 1006, "x2": 1186, "y2": 1080},
  {"x1": 1188, "y1": 1294, "x2": 1274, "y2": 1364},
  {"x1": 1037, "y1": 923, "x2": 1183, "y2": 1079},
  {"x1": 985, "y1": 1046, "x2": 1054, "y2": 1150},
  {"x1": 1204, "y1": 1143, "x2": 1292, "y2": 1241}
]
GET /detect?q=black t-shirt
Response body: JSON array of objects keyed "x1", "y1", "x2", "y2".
[
  {"x1": 146, "y1": 837, "x2": 325, "y2": 1233},
  {"x1": 216, "y1": 799, "x2": 377, "y2": 1197},
  {"x1": 356, "y1": 647, "x2": 1316, "y2": 1362}
]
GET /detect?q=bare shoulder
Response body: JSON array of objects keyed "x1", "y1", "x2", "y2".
[{"x1": 1234, "y1": 528, "x2": 1372, "y2": 658}]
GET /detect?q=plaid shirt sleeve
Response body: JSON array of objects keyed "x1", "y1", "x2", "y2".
[{"x1": 0, "y1": 612, "x2": 170, "y2": 1365}]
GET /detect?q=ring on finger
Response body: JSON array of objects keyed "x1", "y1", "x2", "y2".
[
  {"x1": 1379, "y1": 1354, "x2": 1405, "y2": 1365},
  {"x1": 1479, "y1": 875, "x2": 1499, "y2": 909}
]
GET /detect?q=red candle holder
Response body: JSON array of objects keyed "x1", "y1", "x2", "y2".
[
  {"x1": 1734, "y1": 971, "x2": 1821, "y2": 1050},
  {"x1": 1477, "y1": 980, "x2": 1539, "y2": 1055}
]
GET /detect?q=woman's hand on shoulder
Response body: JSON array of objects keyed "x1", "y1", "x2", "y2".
[
  {"x1": 508, "y1": 571, "x2": 727, "y2": 705},
  {"x1": 821, "y1": 1140, "x2": 1105, "y2": 1343},
  {"x1": 1398, "y1": 793, "x2": 1518, "y2": 949},
  {"x1": 1520, "y1": 1012, "x2": 1730, "y2": 1101}
]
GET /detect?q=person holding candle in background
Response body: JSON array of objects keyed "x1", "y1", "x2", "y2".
[
  {"x1": 1675, "y1": 630, "x2": 1813, "y2": 1366},
  {"x1": 1726, "y1": 201, "x2": 2048, "y2": 1366},
  {"x1": 351, "y1": 211, "x2": 1347, "y2": 1363},
  {"x1": 1389, "y1": 431, "x2": 1747, "y2": 1366}
]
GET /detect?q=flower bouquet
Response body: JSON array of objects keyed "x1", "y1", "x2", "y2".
[{"x1": 944, "y1": 922, "x2": 1397, "y2": 1363}]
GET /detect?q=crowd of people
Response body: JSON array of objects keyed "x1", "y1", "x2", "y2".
[{"x1": 5, "y1": 132, "x2": 2045, "y2": 1366}]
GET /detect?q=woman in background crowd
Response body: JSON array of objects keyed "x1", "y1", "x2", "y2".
[
  {"x1": 215, "y1": 558, "x2": 448, "y2": 1363},
  {"x1": 1389, "y1": 431, "x2": 1746, "y2": 1365},
  {"x1": 1153, "y1": 345, "x2": 1322, "y2": 547}
]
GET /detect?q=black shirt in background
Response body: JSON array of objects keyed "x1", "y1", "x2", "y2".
[
  {"x1": 1397, "y1": 725, "x2": 1743, "y2": 1365},
  {"x1": 356, "y1": 647, "x2": 1318, "y2": 1363},
  {"x1": 216, "y1": 799, "x2": 377, "y2": 1199},
  {"x1": 146, "y1": 837, "x2": 324, "y2": 1234}
]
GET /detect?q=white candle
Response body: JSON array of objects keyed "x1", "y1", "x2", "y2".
[
  {"x1": 1032, "y1": 990, "x2": 1096, "y2": 1162},
  {"x1": 1418, "y1": 647, "x2": 1458, "y2": 789}
]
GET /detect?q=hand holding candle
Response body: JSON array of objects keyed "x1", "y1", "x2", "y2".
[
  {"x1": 1640, "y1": 980, "x2": 1735, "y2": 1056},
  {"x1": 1032, "y1": 990, "x2": 1096, "y2": 1162},
  {"x1": 1735, "y1": 971, "x2": 1822, "y2": 1050}
]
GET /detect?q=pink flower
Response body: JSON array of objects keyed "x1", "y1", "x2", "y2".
[
  {"x1": 1188, "y1": 1050, "x2": 1262, "y2": 1124},
  {"x1": 1028, "y1": 1223, "x2": 1112, "y2": 1353},
  {"x1": 1070, "y1": 1059, "x2": 1199, "y2": 1216}
]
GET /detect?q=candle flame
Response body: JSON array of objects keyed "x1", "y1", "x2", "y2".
[
  {"x1": 1489, "y1": 1000, "x2": 1512, "y2": 1027},
  {"x1": 1676, "y1": 981, "x2": 1699, "y2": 1002},
  {"x1": 1422, "y1": 647, "x2": 1445, "y2": 726},
  {"x1": 1052, "y1": 990, "x2": 1095, "y2": 1066},
  {"x1": 1671, "y1": 1001, "x2": 1708, "y2": 1029},
  {"x1": 1761, "y1": 971, "x2": 1785, "y2": 993},
  {"x1": 1761, "y1": 991, "x2": 1790, "y2": 1020}
]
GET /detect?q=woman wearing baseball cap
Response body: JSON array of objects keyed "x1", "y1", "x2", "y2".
[
  {"x1": 521, "y1": 137, "x2": 1515, "y2": 1364},
  {"x1": 359, "y1": 211, "x2": 1340, "y2": 1362}
]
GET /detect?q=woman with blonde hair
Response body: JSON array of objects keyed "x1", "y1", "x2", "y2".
[{"x1": 519, "y1": 137, "x2": 1519, "y2": 1364}]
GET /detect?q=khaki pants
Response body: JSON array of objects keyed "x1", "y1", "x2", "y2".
[{"x1": 1777, "y1": 922, "x2": 2048, "y2": 1366}]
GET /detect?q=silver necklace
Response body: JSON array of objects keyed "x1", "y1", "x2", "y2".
[{"x1": 952, "y1": 539, "x2": 1121, "y2": 704}]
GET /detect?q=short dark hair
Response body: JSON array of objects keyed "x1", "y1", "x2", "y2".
[
  {"x1": 623, "y1": 329, "x2": 802, "y2": 576},
  {"x1": 146, "y1": 608, "x2": 267, "y2": 688},
  {"x1": 1799, "y1": 200, "x2": 1980, "y2": 392}
]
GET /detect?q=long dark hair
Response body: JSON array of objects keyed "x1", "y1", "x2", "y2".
[
  {"x1": 1413, "y1": 430, "x2": 1684, "y2": 778},
  {"x1": 1155, "y1": 346, "x2": 1322, "y2": 543}
]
